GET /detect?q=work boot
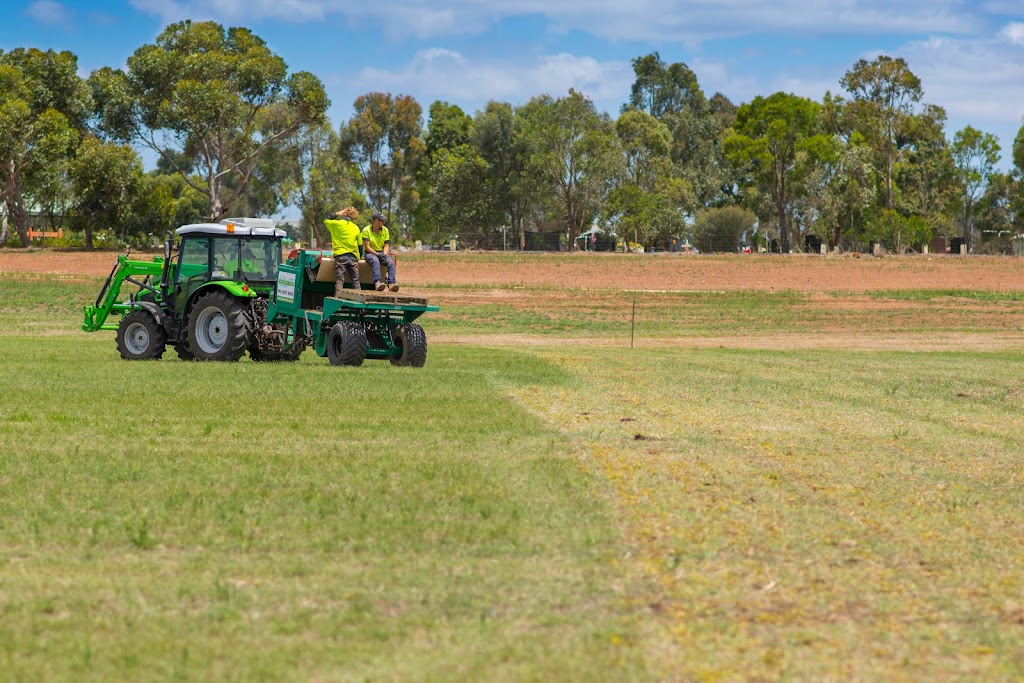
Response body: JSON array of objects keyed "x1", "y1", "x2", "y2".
[
  {"x1": 388, "y1": 283, "x2": 400, "y2": 292},
  {"x1": 374, "y1": 281, "x2": 386, "y2": 292}
]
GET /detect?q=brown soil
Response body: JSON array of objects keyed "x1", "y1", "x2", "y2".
[
  {"x1": 4, "y1": 249, "x2": 1024, "y2": 291},
  {"x1": 6, "y1": 249, "x2": 1023, "y2": 351}
]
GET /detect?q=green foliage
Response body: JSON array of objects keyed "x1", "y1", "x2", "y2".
[
  {"x1": 422, "y1": 145, "x2": 491, "y2": 246},
  {"x1": 626, "y1": 52, "x2": 734, "y2": 209},
  {"x1": 89, "y1": 21, "x2": 329, "y2": 220},
  {"x1": 425, "y1": 100, "x2": 472, "y2": 157},
  {"x1": 1014, "y1": 123, "x2": 1024, "y2": 174},
  {"x1": 68, "y1": 136, "x2": 144, "y2": 249},
  {"x1": 0, "y1": 48, "x2": 88, "y2": 246},
  {"x1": 725, "y1": 92, "x2": 834, "y2": 252},
  {"x1": 604, "y1": 109, "x2": 687, "y2": 244},
  {"x1": 951, "y1": 125, "x2": 1000, "y2": 248},
  {"x1": 867, "y1": 209, "x2": 932, "y2": 252},
  {"x1": 282, "y1": 123, "x2": 354, "y2": 248},
  {"x1": 520, "y1": 90, "x2": 622, "y2": 250},
  {"x1": 841, "y1": 55, "x2": 924, "y2": 211},
  {"x1": 340, "y1": 92, "x2": 425, "y2": 231},
  {"x1": 470, "y1": 101, "x2": 541, "y2": 249},
  {"x1": 692, "y1": 206, "x2": 757, "y2": 252}
]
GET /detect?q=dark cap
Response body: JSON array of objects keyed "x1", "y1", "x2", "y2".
[{"x1": 371, "y1": 212, "x2": 386, "y2": 222}]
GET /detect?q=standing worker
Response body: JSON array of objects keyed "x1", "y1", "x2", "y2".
[
  {"x1": 324, "y1": 207, "x2": 363, "y2": 296},
  {"x1": 362, "y1": 212, "x2": 398, "y2": 292}
]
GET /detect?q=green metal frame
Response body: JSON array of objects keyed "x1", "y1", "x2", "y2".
[
  {"x1": 267, "y1": 251, "x2": 438, "y2": 359},
  {"x1": 82, "y1": 254, "x2": 165, "y2": 331}
]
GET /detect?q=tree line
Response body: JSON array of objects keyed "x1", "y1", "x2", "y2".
[{"x1": 2, "y1": 20, "x2": 1023, "y2": 253}]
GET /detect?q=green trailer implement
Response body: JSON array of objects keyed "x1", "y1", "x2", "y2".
[{"x1": 82, "y1": 219, "x2": 438, "y2": 367}]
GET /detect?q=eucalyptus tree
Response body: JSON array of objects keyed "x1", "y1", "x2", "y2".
[
  {"x1": 724, "y1": 92, "x2": 834, "y2": 252},
  {"x1": 285, "y1": 123, "x2": 355, "y2": 248},
  {"x1": 626, "y1": 52, "x2": 733, "y2": 209},
  {"x1": 950, "y1": 125, "x2": 1000, "y2": 250},
  {"x1": 520, "y1": 90, "x2": 622, "y2": 251},
  {"x1": 0, "y1": 48, "x2": 89, "y2": 246},
  {"x1": 89, "y1": 21, "x2": 329, "y2": 221},
  {"x1": 425, "y1": 145, "x2": 491, "y2": 246},
  {"x1": 68, "y1": 136, "x2": 144, "y2": 249},
  {"x1": 472, "y1": 101, "x2": 539, "y2": 249},
  {"x1": 340, "y1": 92, "x2": 425, "y2": 229},
  {"x1": 604, "y1": 109, "x2": 687, "y2": 245},
  {"x1": 840, "y1": 55, "x2": 923, "y2": 211}
]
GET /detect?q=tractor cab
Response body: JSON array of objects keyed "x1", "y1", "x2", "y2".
[{"x1": 170, "y1": 220, "x2": 286, "y2": 307}]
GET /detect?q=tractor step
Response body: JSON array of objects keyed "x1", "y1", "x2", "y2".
[{"x1": 330, "y1": 290, "x2": 430, "y2": 306}]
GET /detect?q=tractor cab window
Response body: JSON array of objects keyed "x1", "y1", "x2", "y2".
[
  {"x1": 240, "y1": 238, "x2": 280, "y2": 282},
  {"x1": 201, "y1": 236, "x2": 279, "y2": 282},
  {"x1": 177, "y1": 237, "x2": 211, "y2": 283},
  {"x1": 212, "y1": 239, "x2": 240, "y2": 279}
]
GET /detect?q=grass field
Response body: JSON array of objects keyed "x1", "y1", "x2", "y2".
[{"x1": 2, "y1": 265, "x2": 1024, "y2": 681}]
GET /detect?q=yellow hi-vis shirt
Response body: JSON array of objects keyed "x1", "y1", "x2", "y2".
[
  {"x1": 324, "y1": 218, "x2": 362, "y2": 258},
  {"x1": 361, "y1": 225, "x2": 391, "y2": 253}
]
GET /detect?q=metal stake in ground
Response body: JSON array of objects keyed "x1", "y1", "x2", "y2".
[{"x1": 631, "y1": 299, "x2": 636, "y2": 349}]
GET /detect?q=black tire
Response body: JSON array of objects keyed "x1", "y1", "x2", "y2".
[
  {"x1": 327, "y1": 321, "x2": 366, "y2": 367},
  {"x1": 186, "y1": 290, "x2": 251, "y2": 361},
  {"x1": 174, "y1": 343, "x2": 195, "y2": 361},
  {"x1": 249, "y1": 335, "x2": 306, "y2": 362},
  {"x1": 115, "y1": 309, "x2": 167, "y2": 360},
  {"x1": 390, "y1": 323, "x2": 427, "y2": 368}
]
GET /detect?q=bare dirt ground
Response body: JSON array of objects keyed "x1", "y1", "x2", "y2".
[
  {"x1": 5, "y1": 249, "x2": 1023, "y2": 351},
  {"x1": 4, "y1": 249, "x2": 1024, "y2": 291}
]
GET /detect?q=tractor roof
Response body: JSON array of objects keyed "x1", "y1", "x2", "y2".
[{"x1": 176, "y1": 222, "x2": 287, "y2": 238}]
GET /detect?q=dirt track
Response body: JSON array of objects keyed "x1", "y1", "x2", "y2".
[{"x1": 3, "y1": 249, "x2": 1024, "y2": 291}]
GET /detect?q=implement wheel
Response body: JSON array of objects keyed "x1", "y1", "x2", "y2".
[
  {"x1": 187, "y1": 290, "x2": 251, "y2": 362},
  {"x1": 327, "y1": 321, "x2": 366, "y2": 367},
  {"x1": 390, "y1": 323, "x2": 427, "y2": 368},
  {"x1": 116, "y1": 309, "x2": 166, "y2": 360}
]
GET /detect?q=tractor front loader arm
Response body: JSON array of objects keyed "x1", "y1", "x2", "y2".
[{"x1": 82, "y1": 254, "x2": 166, "y2": 332}]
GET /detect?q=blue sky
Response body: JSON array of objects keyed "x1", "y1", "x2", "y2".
[{"x1": 4, "y1": 0, "x2": 1024, "y2": 177}]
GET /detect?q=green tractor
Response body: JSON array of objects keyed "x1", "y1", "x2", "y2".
[{"x1": 83, "y1": 218, "x2": 438, "y2": 367}]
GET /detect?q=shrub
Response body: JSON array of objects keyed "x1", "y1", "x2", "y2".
[{"x1": 692, "y1": 207, "x2": 757, "y2": 253}]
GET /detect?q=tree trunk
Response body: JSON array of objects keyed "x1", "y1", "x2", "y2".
[
  {"x1": 84, "y1": 224, "x2": 94, "y2": 251},
  {"x1": 6, "y1": 198, "x2": 31, "y2": 247},
  {"x1": 0, "y1": 201, "x2": 8, "y2": 245},
  {"x1": 777, "y1": 166, "x2": 789, "y2": 253}
]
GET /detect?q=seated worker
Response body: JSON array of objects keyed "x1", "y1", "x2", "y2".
[
  {"x1": 220, "y1": 246, "x2": 258, "y2": 278},
  {"x1": 362, "y1": 212, "x2": 398, "y2": 292},
  {"x1": 323, "y1": 207, "x2": 363, "y2": 296}
]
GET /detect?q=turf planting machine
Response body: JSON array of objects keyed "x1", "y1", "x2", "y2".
[{"x1": 82, "y1": 218, "x2": 437, "y2": 367}]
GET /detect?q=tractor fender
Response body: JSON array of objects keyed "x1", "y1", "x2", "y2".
[
  {"x1": 183, "y1": 282, "x2": 257, "y2": 316},
  {"x1": 132, "y1": 300, "x2": 167, "y2": 326}
]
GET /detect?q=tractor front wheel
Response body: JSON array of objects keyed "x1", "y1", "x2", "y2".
[
  {"x1": 327, "y1": 321, "x2": 366, "y2": 366},
  {"x1": 116, "y1": 309, "x2": 167, "y2": 360},
  {"x1": 390, "y1": 323, "x2": 427, "y2": 367},
  {"x1": 187, "y1": 290, "x2": 251, "y2": 361}
]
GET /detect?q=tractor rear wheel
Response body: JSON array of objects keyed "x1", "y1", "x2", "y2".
[
  {"x1": 390, "y1": 323, "x2": 427, "y2": 367},
  {"x1": 116, "y1": 309, "x2": 167, "y2": 360},
  {"x1": 175, "y1": 343, "x2": 196, "y2": 361},
  {"x1": 327, "y1": 321, "x2": 366, "y2": 366},
  {"x1": 187, "y1": 290, "x2": 251, "y2": 361}
]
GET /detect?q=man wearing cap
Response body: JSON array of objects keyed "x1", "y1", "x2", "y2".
[
  {"x1": 362, "y1": 212, "x2": 398, "y2": 292},
  {"x1": 324, "y1": 207, "x2": 363, "y2": 296}
]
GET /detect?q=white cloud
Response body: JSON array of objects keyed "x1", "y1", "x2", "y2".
[
  {"x1": 1001, "y1": 22, "x2": 1024, "y2": 45},
  {"x1": 129, "y1": 0, "x2": 984, "y2": 42},
  {"x1": 24, "y1": 0, "x2": 71, "y2": 26},
  {"x1": 342, "y1": 49, "x2": 634, "y2": 114}
]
